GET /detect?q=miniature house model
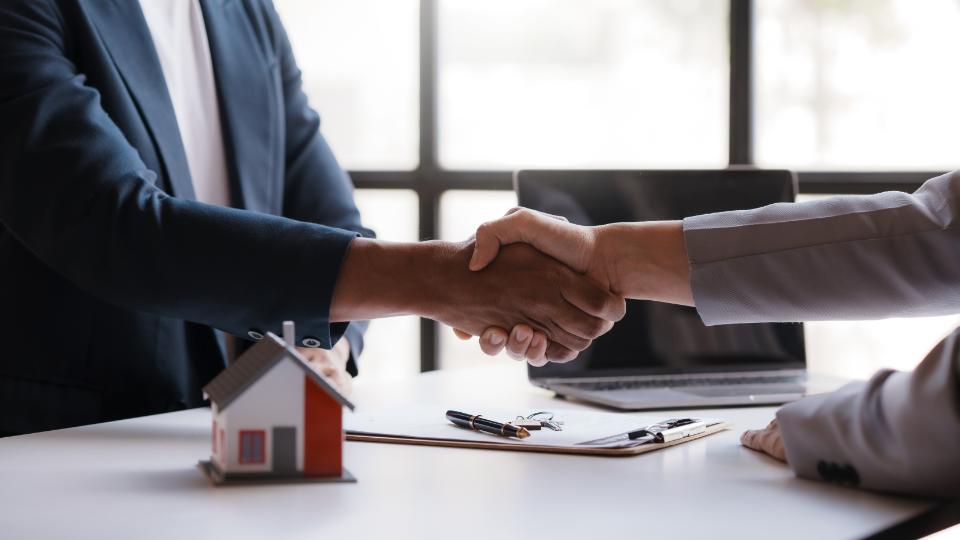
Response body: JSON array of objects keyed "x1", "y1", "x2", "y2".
[{"x1": 199, "y1": 322, "x2": 355, "y2": 484}]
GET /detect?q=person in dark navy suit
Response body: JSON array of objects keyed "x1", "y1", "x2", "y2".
[{"x1": 0, "y1": 0, "x2": 624, "y2": 436}]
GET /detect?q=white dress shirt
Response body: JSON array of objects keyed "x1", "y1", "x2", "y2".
[{"x1": 138, "y1": 0, "x2": 231, "y2": 206}]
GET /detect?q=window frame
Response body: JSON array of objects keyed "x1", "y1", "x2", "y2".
[{"x1": 347, "y1": 0, "x2": 945, "y2": 373}]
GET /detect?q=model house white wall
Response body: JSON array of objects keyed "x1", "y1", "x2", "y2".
[
  {"x1": 211, "y1": 403, "x2": 226, "y2": 470},
  {"x1": 213, "y1": 357, "x2": 306, "y2": 473}
]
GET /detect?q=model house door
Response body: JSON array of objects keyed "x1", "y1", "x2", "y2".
[{"x1": 272, "y1": 426, "x2": 296, "y2": 474}]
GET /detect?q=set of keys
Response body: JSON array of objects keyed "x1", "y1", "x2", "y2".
[{"x1": 507, "y1": 411, "x2": 564, "y2": 432}]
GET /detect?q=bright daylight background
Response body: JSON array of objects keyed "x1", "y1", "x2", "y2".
[{"x1": 274, "y1": 0, "x2": 960, "y2": 382}]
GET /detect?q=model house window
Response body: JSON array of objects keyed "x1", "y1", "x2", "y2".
[
  {"x1": 212, "y1": 420, "x2": 218, "y2": 452},
  {"x1": 238, "y1": 430, "x2": 265, "y2": 464},
  {"x1": 219, "y1": 429, "x2": 225, "y2": 456}
]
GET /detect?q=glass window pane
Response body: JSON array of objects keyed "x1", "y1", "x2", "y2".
[
  {"x1": 806, "y1": 317, "x2": 960, "y2": 380},
  {"x1": 275, "y1": 0, "x2": 419, "y2": 170},
  {"x1": 756, "y1": 0, "x2": 960, "y2": 170},
  {"x1": 439, "y1": 190, "x2": 517, "y2": 243},
  {"x1": 438, "y1": 0, "x2": 729, "y2": 170},
  {"x1": 354, "y1": 189, "x2": 419, "y2": 242},
  {"x1": 439, "y1": 190, "x2": 518, "y2": 369},
  {"x1": 352, "y1": 189, "x2": 420, "y2": 379}
]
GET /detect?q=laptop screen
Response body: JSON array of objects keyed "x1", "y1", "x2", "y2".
[{"x1": 516, "y1": 169, "x2": 806, "y2": 379}]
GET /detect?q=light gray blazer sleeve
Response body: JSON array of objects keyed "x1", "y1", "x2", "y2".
[
  {"x1": 682, "y1": 170, "x2": 960, "y2": 498},
  {"x1": 776, "y1": 328, "x2": 960, "y2": 498},
  {"x1": 683, "y1": 170, "x2": 960, "y2": 325}
]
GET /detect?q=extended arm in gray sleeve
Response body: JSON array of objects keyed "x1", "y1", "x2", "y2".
[
  {"x1": 683, "y1": 171, "x2": 960, "y2": 497},
  {"x1": 776, "y1": 328, "x2": 960, "y2": 499},
  {"x1": 683, "y1": 171, "x2": 960, "y2": 325}
]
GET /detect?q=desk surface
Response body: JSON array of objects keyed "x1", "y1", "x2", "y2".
[{"x1": 0, "y1": 365, "x2": 934, "y2": 539}]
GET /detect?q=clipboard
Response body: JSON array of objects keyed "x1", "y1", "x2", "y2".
[{"x1": 345, "y1": 406, "x2": 730, "y2": 456}]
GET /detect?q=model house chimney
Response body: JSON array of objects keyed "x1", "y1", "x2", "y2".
[{"x1": 282, "y1": 320, "x2": 295, "y2": 347}]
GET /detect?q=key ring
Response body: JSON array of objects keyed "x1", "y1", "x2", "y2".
[{"x1": 527, "y1": 411, "x2": 564, "y2": 431}]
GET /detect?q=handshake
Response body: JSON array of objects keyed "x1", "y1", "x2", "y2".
[{"x1": 331, "y1": 208, "x2": 694, "y2": 367}]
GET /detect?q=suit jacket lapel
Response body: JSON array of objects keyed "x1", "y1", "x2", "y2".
[
  {"x1": 81, "y1": 0, "x2": 197, "y2": 200},
  {"x1": 200, "y1": 0, "x2": 277, "y2": 214}
]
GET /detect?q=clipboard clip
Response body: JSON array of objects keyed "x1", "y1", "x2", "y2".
[
  {"x1": 629, "y1": 418, "x2": 708, "y2": 443},
  {"x1": 577, "y1": 418, "x2": 708, "y2": 447}
]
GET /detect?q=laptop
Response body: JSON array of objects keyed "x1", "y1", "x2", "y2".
[{"x1": 516, "y1": 169, "x2": 841, "y2": 410}]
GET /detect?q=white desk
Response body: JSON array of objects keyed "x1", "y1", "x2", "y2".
[{"x1": 0, "y1": 365, "x2": 936, "y2": 539}]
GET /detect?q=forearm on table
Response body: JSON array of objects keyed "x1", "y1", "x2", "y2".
[{"x1": 776, "y1": 327, "x2": 960, "y2": 498}]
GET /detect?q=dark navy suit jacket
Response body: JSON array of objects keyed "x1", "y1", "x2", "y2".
[{"x1": 0, "y1": 0, "x2": 372, "y2": 434}]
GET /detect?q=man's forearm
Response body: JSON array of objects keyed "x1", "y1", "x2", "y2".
[
  {"x1": 330, "y1": 238, "x2": 449, "y2": 322},
  {"x1": 777, "y1": 327, "x2": 960, "y2": 498},
  {"x1": 596, "y1": 221, "x2": 694, "y2": 306},
  {"x1": 330, "y1": 237, "x2": 624, "y2": 359}
]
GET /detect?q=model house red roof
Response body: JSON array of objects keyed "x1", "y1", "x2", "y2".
[{"x1": 203, "y1": 332, "x2": 354, "y2": 412}]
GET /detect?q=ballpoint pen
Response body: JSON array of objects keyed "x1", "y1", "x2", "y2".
[{"x1": 445, "y1": 410, "x2": 531, "y2": 439}]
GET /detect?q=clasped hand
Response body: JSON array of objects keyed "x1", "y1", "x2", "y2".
[
  {"x1": 450, "y1": 208, "x2": 788, "y2": 465},
  {"x1": 453, "y1": 208, "x2": 625, "y2": 366}
]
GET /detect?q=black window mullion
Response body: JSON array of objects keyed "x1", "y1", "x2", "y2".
[
  {"x1": 729, "y1": 0, "x2": 753, "y2": 166},
  {"x1": 418, "y1": 0, "x2": 440, "y2": 372}
]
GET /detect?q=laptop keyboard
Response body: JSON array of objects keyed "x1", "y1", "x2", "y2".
[{"x1": 566, "y1": 375, "x2": 802, "y2": 392}]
